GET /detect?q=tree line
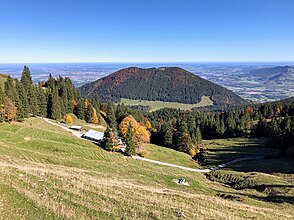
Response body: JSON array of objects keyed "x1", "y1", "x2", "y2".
[
  {"x1": 146, "y1": 100, "x2": 294, "y2": 157},
  {"x1": 0, "y1": 66, "x2": 102, "y2": 124},
  {"x1": 93, "y1": 95, "x2": 294, "y2": 158}
]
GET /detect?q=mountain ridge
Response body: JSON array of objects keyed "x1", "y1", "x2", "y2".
[
  {"x1": 249, "y1": 65, "x2": 294, "y2": 84},
  {"x1": 79, "y1": 67, "x2": 248, "y2": 106}
]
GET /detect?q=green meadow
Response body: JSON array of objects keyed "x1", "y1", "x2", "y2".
[
  {"x1": 0, "y1": 118, "x2": 293, "y2": 219},
  {"x1": 119, "y1": 95, "x2": 213, "y2": 111}
]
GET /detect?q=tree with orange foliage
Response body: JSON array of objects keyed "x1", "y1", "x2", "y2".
[
  {"x1": 133, "y1": 124, "x2": 150, "y2": 144},
  {"x1": 4, "y1": 97, "x2": 16, "y2": 122},
  {"x1": 64, "y1": 114, "x2": 73, "y2": 124},
  {"x1": 84, "y1": 98, "x2": 90, "y2": 109},
  {"x1": 91, "y1": 107, "x2": 99, "y2": 124},
  {"x1": 119, "y1": 115, "x2": 150, "y2": 147},
  {"x1": 143, "y1": 117, "x2": 152, "y2": 130},
  {"x1": 119, "y1": 115, "x2": 137, "y2": 136}
]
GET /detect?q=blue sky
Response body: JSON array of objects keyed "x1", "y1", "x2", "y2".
[{"x1": 0, "y1": 0, "x2": 293, "y2": 63}]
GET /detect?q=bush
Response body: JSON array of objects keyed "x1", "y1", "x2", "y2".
[
  {"x1": 64, "y1": 114, "x2": 73, "y2": 124},
  {"x1": 189, "y1": 148, "x2": 199, "y2": 157},
  {"x1": 139, "y1": 150, "x2": 149, "y2": 158}
]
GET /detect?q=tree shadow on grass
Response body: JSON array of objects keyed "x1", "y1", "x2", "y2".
[
  {"x1": 230, "y1": 157, "x2": 294, "y2": 174},
  {"x1": 216, "y1": 188, "x2": 294, "y2": 205}
]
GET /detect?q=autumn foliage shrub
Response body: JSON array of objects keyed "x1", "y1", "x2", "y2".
[{"x1": 64, "y1": 114, "x2": 73, "y2": 124}]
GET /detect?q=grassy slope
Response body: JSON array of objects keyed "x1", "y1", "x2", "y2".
[
  {"x1": 0, "y1": 118, "x2": 293, "y2": 219},
  {"x1": 201, "y1": 138, "x2": 273, "y2": 167},
  {"x1": 201, "y1": 138, "x2": 294, "y2": 206},
  {"x1": 206, "y1": 158, "x2": 294, "y2": 205},
  {"x1": 119, "y1": 95, "x2": 213, "y2": 111},
  {"x1": 142, "y1": 143, "x2": 200, "y2": 168}
]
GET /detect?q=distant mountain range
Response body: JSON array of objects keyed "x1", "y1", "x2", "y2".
[
  {"x1": 249, "y1": 65, "x2": 294, "y2": 85},
  {"x1": 79, "y1": 67, "x2": 248, "y2": 106}
]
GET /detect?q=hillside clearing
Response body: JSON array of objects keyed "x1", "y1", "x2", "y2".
[
  {"x1": 119, "y1": 95, "x2": 213, "y2": 111},
  {"x1": 142, "y1": 144, "x2": 200, "y2": 168},
  {"x1": 0, "y1": 118, "x2": 293, "y2": 219}
]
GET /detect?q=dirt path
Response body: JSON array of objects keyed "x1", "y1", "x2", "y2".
[
  {"x1": 42, "y1": 117, "x2": 264, "y2": 173},
  {"x1": 42, "y1": 118, "x2": 83, "y2": 138}
]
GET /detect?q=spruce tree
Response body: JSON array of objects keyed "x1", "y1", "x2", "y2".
[
  {"x1": 37, "y1": 88, "x2": 47, "y2": 117},
  {"x1": 125, "y1": 122, "x2": 136, "y2": 156},
  {"x1": 173, "y1": 119, "x2": 190, "y2": 152},
  {"x1": 0, "y1": 89, "x2": 4, "y2": 122},
  {"x1": 28, "y1": 85, "x2": 39, "y2": 116},
  {"x1": 195, "y1": 126, "x2": 202, "y2": 145},
  {"x1": 92, "y1": 95, "x2": 100, "y2": 112},
  {"x1": 92, "y1": 95, "x2": 101, "y2": 124},
  {"x1": 4, "y1": 76, "x2": 16, "y2": 100},
  {"x1": 46, "y1": 74, "x2": 55, "y2": 90},
  {"x1": 0, "y1": 89, "x2": 4, "y2": 106},
  {"x1": 75, "y1": 99, "x2": 85, "y2": 120},
  {"x1": 103, "y1": 126, "x2": 114, "y2": 151},
  {"x1": 14, "y1": 80, "x2": 26, "y2": 119},
  {"x1": 220, "y1": 117, "x2": 225, "y2": 136},
  {"x1": 106, "y1": 102, "x2": 117, "y2": 131},
  {"x1": 51, "y1": 87, "x2": 61, "y2": 120},
  {"x1": 20, "y1": 66, "x2": 33, "y2": 91},
  {"x1": 164, "y1": 124, "x2": 173, "y2": 147},
  {"x1": 85, "y1": 104, "x2": 94, "y2": 123}
]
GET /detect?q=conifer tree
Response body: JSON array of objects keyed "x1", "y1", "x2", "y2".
[
  {"x1": 103, "y1": 126, "x2": 118, "y2": 151},
  {"x1": 226, "y1": 112, "x2": 236, "y2": 136},
  {"x1": 164, "y1": 124, "x2": 173, "y2": 147},
  {"x1": 106, "y1": 102, "x2": 117, "y2": 130},
  {"x1": 16, "y1": 80, "x2": 28, "y2": 118},
  {"x1": 92, "y1": 95, "x2": 100, "y2": 113},
  {"x1": 174, "y1": 119, "x2": 187, "y2": 144},
  {"x1": 195, "y1": 126, "x2": 202, "y2": 145},
  {"x1": 0, "y1": 89, "x2": 4, "y2": 106},
  {"x1": 28, "y1": 85, "x2": 39, "y2": 116},
  {"x1": 125, "y1": 122, "x2": 136, "y2": 156},
  {"x1": 20, "y1": 66, "x2": 33, "y2": 91},
  {"x1": 46, "y1": 74, "x2": 55, "y2": 91},
  {"x1": 173, "y1": 119, "x2": 192, "y2": 152},
  {"x1": 50, "y1": 87, "x2": 61, "y2": 120},
  {"x1": 4, "y1": 76, "x2": 16, "y2": 100},
  {"x1": 37, "y1": 87, "x2": 47, "y2": 117},
  {"x1": 220, "y1": 117, "x2": 225, "y2": 136},
  {"x1": 85, "y1": 104, "x2": 94, "y2": 123},
  {"x1": 0, "y1": 89, "x2": 4, "y2": 122},
  {"x1": 75, "y1": 99, "x2": 85, "y2": 120}
]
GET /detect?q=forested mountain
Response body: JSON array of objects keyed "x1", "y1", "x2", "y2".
[
  {"x1": 249, "y1": 65, "x2": 294, "y2": 84},
  {"x1": 79, "y1": 67, "x2": 248, "y2": 106}
]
